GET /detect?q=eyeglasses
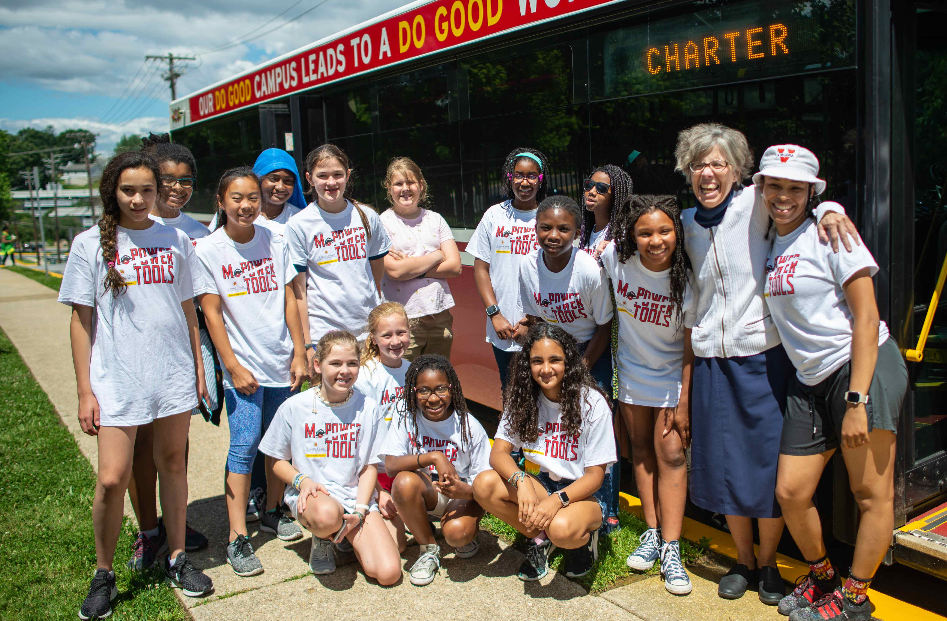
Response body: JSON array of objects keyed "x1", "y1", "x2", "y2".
[
  {"x1": 509, "y1": 172, "x2": 543, "y2": 183},
  {"x1": 160, "y1": 176, "x2": 195, "y2": 188},
  {"x1": 415, "y1": 384, "x2": 451, "y2": 398},
  {"x1": 583, "y1": 179, "x2": 611, "y2": 195},
  {"x1": 688, "y1": 160, "x2": 730, "y2": 173}
]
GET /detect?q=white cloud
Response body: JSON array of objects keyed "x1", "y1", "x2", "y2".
[{"x1": 0, "y1": 116, "x2": 168, "y2": 154}]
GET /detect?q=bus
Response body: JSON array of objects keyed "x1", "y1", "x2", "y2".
[{"x1": 169, "y1": 0, "x2": 947, "y2": 578}]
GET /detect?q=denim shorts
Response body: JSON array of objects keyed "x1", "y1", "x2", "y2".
[
  {"x1": 224, "y1": 385, "x2": 295, "y2": 474},
  {"x1": 536, "y1": 471, "x2": 607, "y2": 525}
]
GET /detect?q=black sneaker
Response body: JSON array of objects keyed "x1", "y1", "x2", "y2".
[
  {"x1": 779, "y1": 572, "x2": 841, "y2": 616},
  {"x1": 78, "y1": 568, "x2": 117, "y2": 620},
  {"x1": 165, "y1": 552, "x2": 213, "y2": 597},
  {"x1": 518, "y1": 538, "x2": 555, "y2": 581},
  {"x1": 563, "y1": 530, "x2": 599, "y2": 578}
]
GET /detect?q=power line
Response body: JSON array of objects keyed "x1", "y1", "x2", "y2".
[
  {"x1": 198, "y1": 0, "x2": 306, "y2": 55},
  {"x1": 98, "y1": 58, "x2": 150, "y2": 123},
  {"x1": 101, "y1": 61, "x2": 163, "y2": 125},
  {"x1": 199, "y1": 0, "x2": 333, "y2": 56},
  {"x1": 116, "y1": 76, "x2": 168, "y2": 125},
  {"x1": 145, "y1": 53, "x2": 196, "y2": 100}
]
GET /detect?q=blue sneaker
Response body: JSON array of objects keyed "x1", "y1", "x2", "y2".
[{"x1": 626, "y1": 527, "x2": 662, "y2": 571}]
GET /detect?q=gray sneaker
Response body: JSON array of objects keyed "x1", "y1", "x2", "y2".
[
  {"x1": 260, "y1": 508, "x2": 303, "y2": 541},
  {"x1": 246, "y1": 487, "x2": 265, "y2": 522},
  {"x1": 455, "y1": 536, "x2": 480, "y2": 559},
  {"x1": 227, "y1": 535, "x2": 263, "y2": 577},
  {"x1": 409, "y1": 544, "x2": 440, "y2": 586},
  {"x1": 309, "y1": 537, "x2": 337, "y2": 575},
  {"x1": 627, "y1": 527, "x2": 662, "y2": 571}
]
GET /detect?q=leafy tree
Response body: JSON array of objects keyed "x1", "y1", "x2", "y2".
[
  {"x1": 0, "y1": 173, "x2": 12, "y2": 223},
  {"x1": 114, "y1": 134, "x2": 142, "y2": 154}
]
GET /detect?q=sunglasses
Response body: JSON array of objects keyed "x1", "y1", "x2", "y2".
[{"x1": 583, "y1": 179, "x2": 611, "y2": 195}]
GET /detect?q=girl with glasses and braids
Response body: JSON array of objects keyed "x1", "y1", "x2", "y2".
[
  {"x1": 467, "y1": 147, "x2": 550, "y2": 391},
  {"x1": 379, "y1": 354, "x2": 492, "y2": 586},
  {"x1": 580, "y1": 164, "x2": 633, "y2": 263}
]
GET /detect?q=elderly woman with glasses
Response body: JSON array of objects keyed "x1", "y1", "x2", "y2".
[{"x1": 675, "y1": 123, "x2": 857, "y2": 605}]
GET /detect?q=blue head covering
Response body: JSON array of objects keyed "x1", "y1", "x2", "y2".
[{"x1": 253, "y1": 148, "x2": 307, "y2": 210}]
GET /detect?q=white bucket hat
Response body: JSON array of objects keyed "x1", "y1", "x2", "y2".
[{"x1": 752, "y1": 144, "x2": 826, "y2": 195}]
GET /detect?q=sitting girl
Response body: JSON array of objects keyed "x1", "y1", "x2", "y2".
[
  {"x1": 380, "y1": 354, "x2": 492, "y2": 586},
  {"x1": 259, "y1": 331, "x2": 402, "y2": 585},
  {"x1": 473, "y1": 323, "x2": 616, "y2": 581}
]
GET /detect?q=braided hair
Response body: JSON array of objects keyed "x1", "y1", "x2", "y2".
[
  {"x1": 141, "y1": 132, "x2": 197, "y2": 178},
  {"x1": 536, "y1": 195, "x2": 582, "y2": 232},
  {"x1": 501, "y1": 147, "x2": 550, "y2": 204},
  {"x1": 502, "y1": 322, "x2": 605, "y2": 444},
  {"x1": 610, "y1": 194, "x2": 691, "y2": 328},
  {"x1": 581, "y1": 165, "x2": 632, "y2": 249},
  {"x1": 397, "y1": 354, "x2": 472, "y2": 447},
  {"x1": 97, "y1": 151, "x2": 162, "y2": 297}
]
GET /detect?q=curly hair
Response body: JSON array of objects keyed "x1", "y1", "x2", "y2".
[
  {"x1": 361, "y1": 301, "x2": 410, "y2": 366},
  {"x1": 303, "y1": 143, "x2": 375, "y2": 241},
  {"x1": 502, "y1": 322, "x2": 605, "y2": 444},
  {"x1": 396, "y1": 354, "x2": 472, "y2": 449},
  {"x1": 536, "y1": 195, "x2": 582, "y2": 233},
  {"x1": 581, "y1": 165, "x2": 632, "y2": 249},
  {"x1": 213, "y1": 166, "x2": 261, "y2": 231},
  {"x1": 673, "y1": 123, "x2": 754, "y2": 182},
  {"x1": 501, "y1": 147, "x2": 550, "y2": 204},
  {"x1": 97, "y1": 151, "x2": 162, "y2": 297},
  {"x1": 312, "y1": 330, "x2": 360, "y2": 388},
  {"x1": 610, "y1": 195, "x2": 691, "y2": 328},
  {"x1": 141, "y1": 132, "x2": 197, "y2": 178},
  {"x1": 383, "y1": 156, "x2": 430, "y2": 208}
]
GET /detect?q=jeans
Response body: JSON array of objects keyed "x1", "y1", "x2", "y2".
[
  {"x1": 224, "y1": 386, "x2": 294, "y2": 474},
  {"x1": 492, "y1": 345, "x2": 517, "y2": 394}
]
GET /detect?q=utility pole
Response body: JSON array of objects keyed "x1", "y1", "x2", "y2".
[
  {"x1": 33, "y1": 166, "x2": 49, "y2": 276},
  {"x1": 63, "y1": 132, "x2": 97, "y2": 221},
  {"x1": 45, "y1": 154, "x2": 62, "y2": 264},
  {"x1": 146, "y1": 53, "x2": 196, "y2": 100},
  {"x1": 20, "y1": 170, "x2": 40, "y2": 266}
]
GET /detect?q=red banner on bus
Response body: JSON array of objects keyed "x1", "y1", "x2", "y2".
[{"x1": 184, "y1": 0, "x2": 620, "y2": 123}]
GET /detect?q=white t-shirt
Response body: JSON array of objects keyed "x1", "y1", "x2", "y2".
[
  {"x1": 466, "y1": 201, "x2": 538, "y2": 351},
  {"x1": 765, "y1": 219, "x2": 890, "y2": 386},
  {"x1": 286, "y1": 201, "x2": 391, "y2": 340},
  {"x1": 602, "y1": 246, "x2": 697, "y2": 407},
  {"x1": 207, "y1": 202, "x2": 303, "y2": 236},
  {"x1": 195, "y1": 225, "x2": 297, "y2": 388},
  {"x1": 517, "y1": 247, "x2": 613, "y2": 344},
  {"x1": 150, "y1": 212, "x2": 210, "y2": 247},
  {"x1": 58, "y1": 223, "x2": 210, "y2": 424},
  {"x1": 259, "y1": 387, "x2": 386, "y2": 511},
  {"x1": 379, "y1": 208, "x2": 455, "y2": 319},
  {"x1": 355, "y1": 358, "x2": 408, "y2": 426},
  {"x1": 378, "y1": 409, "x2": 492, "y2": 484},
  {"x1": 580, "y1": 226, "x2": 610, "y2": 263},
  {"x1": 495, "y1": 388, "x2": 617, "y2": 481}
]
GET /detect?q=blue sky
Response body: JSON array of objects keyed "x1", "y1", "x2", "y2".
[{"x1": 0, "y1": 0, "x2": 406, "y2": 153}]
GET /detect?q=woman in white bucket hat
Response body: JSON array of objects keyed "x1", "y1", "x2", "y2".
[{"x1": 758, "y1": 144, "x2": 907, "y2": 621}]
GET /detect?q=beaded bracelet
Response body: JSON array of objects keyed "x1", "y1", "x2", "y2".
[
  {"x1": 293, "y1": 473, "x2": 309, "y2": 491},
  {"x1": 507, "y1": 471, "x2": 526, "y2": 488}
]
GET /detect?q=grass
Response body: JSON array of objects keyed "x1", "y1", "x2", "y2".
[
  {"x1": 2, "y1": 265, "x2": 63, "y2": 291},
  {"x1": 481, "y1": 510, "x2": 707, "y2": 593},
  {"x1": 0, "y1": 326, "x2": 187, "y2": 620}
]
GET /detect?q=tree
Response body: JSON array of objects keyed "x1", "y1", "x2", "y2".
[
  {"x1": 0, "y1": 173, "x2": 12, "y2": 223},
  {"x1": 114, "y1": 134, "x2": 142, "y2": 154}
]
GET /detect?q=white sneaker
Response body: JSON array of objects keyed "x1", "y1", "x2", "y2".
[
  {"x1": 454, "y1": 536, "x2": 480, "y2": 559},
  {"x1": 409, "y1": 544, "x2": 441, "y2": 586},
  {"x1": 627, "y1": 527, "x2": 662, "y2": 571},
  {"x1": 660, "y1": 540, "x2": 692, "y2": 595}
]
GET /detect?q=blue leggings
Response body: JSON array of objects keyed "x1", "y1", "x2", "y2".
[{"x1": 224, "y1": 386, "x2": 294, "y2": 474}]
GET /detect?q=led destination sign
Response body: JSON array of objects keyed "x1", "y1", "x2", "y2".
[{"x1": 645, "y1": 23, "x2": 789, "y2": 75}]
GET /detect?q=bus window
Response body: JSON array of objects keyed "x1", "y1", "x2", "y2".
[
  {"x1": 468, "y1": 45, "x2": 572, "y2": 118},
  {"x1": 377, "y1": 67, "x2": 451, "y2": 131},
  {"x1": 325, "y1": 86, "x2": 373, "y2": 138}
]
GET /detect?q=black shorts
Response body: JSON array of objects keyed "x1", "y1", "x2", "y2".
[{"x1": 780, "y1": 337, "x2": 907, "y2": 456}]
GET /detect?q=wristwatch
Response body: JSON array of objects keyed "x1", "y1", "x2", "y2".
[
  {"x1": 486, "y1": 304, "x2": 501, "y2": 317},
  {"x1": 845, "y1": 391, "x2": 869, "y2": 405},
  {"x1": 557, "y1": 490, "x2": 570, "y2": 508}
]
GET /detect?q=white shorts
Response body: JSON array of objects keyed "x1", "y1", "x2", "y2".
[{"x1": 96, "y1": 392, "x2": 199, "y2": 427}]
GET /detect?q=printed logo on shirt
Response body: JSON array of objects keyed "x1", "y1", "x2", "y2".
[
  {"x1": 542, "y1": 422, "x2": 579, "y2": 462},
  {"x1": 115, "y1": 247, "x2": 175, "y2": 286},
  {"x1": 533, "y1": 291, "x2": 588, "y2": 324},
  {"x1": 765, "y1": 254, "x2": 799, "y2": 297},
  {"x1": 311, "y1": 227, "x2": 367, "y2": 266},
  {"x1": 220, "y1": 257, "x2": 278, "y2": 297},
  {"x1": 494, "y1": 225, "x2": 537, "y2": 255},
  {"x1": 379, "y1": 387, "x2": 404, "y2": 421},
  {"x1": 615, "y1": 280, "x2": 673, "y2": 327},
  {"x1": 304, "y1": 422, "x2": 362, "y2": 459}
]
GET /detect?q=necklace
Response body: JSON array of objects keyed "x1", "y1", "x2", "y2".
[{"x1": 312, "y1": 385, "x2": 354, "y2": 411}]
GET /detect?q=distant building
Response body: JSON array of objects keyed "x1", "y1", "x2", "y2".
[{"x1": 59, "y1": 161, "x2": 104, "y2": 187}]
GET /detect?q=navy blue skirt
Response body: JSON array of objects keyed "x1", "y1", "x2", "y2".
[{"x1": 689, "y1": 345, "x2": 792, "y2": 518}]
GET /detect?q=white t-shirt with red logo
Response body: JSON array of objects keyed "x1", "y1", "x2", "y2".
[
  {"x1": 517, "y1": 247, "x2": 613, "y2": 344},
  {"x1": 58, "y1": 222, "x2": 210, "y2": 425},
  {"x1": 378, "y1": 409, "x2": 492, "y2": 484},
  {"x1": 355, "y1": 358, "x2": 408, "y2": 427},
  {"x1": 195, "y1": 225, "x2": 297, "y2": 388},
  {"x1": 602, "y1": 245, "x2": 697, "y2": 407},
  {"x1": 286, "y1": 201, "x2": 391, "y2": 341},
  {"x1": 466, "y1": 201, "x2": 538, "y2": 352},
  {"x1": 765, "y1": 218, "x2": 889, "y2": 386},
  {"x1": 208, "y1": 203, "x2": 303, "y2": 237},
  {"x1": 150, "y1": 213, "x2": 209, "y2": 247},
  {"x1": 495, "y1": 388, "x2": 617, "y2": 482},
  {"x1": 259, "y1": 387, "x2": 385, "y2": 514}
]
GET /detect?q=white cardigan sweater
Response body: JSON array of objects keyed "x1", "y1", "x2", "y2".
[{"x1": 682, "y1": 185, "x2": 842, "y2": 359}]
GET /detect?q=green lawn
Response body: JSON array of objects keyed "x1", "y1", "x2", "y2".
[
  {"x1": 0, "y1": 326, "x2": 187, "y2": 620},
  {"x1": 3, "y1": 265, "x2": 63, "y2": 292}
]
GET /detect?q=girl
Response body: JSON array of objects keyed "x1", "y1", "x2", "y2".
[
  {"x1": 196, "y1": 167, "x2": 309, "y2": 576},
  {"x1": 473, "y1": 323, "x2": 616, "y2": 582},
  {"x1": 754, "y1": 146, "x2": 906, "y2": 621},
  {"x1": 580, "y1": 164, "x2": 633, "y2": 261},
  {"x1": 380, "y1": 157, "x2": 461, "y2": 360},
  {"x1": 467, "y1": 147, "x2": 549, "y2": 390},
  {"x1": 59, "y1": 151, "x2": 214, "y2": 620},
  {"x1": 380, "y1": 354, "x2": 492, "y2": 586},
  {"x1": 259, "y1": 331, "x2": 402, "y2": 585},
  {"x1": 144, "y1": 133, "x2": 210, "y2": 242},
  {"x1": 601, "y1": 195, "x2": 696, "y2": 595},
  {"x1": 286, "y1": 144, "x2": 391, "y2": 352}
]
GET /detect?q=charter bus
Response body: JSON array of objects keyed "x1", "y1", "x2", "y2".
[{"x1": 170, "y1": 0, "x2": 947, "y2": 578}]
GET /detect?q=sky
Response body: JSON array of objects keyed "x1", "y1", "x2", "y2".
[{"x1": 0, "y1": 0, "x2": 408, "y2": 153}]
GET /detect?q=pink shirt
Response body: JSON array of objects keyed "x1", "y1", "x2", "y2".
[{"x1": 380, "y1": 208, "x2": 455, "y2": 318}]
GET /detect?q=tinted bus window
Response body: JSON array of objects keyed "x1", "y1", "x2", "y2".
[
  {"x1": 324, "y1": 86, "x2": 373, "y2": 138},
  {"x1": 377, "y1": 69, "x2": 450, "y2": 131},
  {"x1": 468, "y1": 45, "x2": 572, "y2": 117}
]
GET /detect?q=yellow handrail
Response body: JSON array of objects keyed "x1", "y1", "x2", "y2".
[{"x1": 906, "y1": 247, "x2": 947, "y2": 362}]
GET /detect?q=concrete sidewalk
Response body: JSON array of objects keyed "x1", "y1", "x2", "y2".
[{"x1": 0, "y1": 266, "x2": 785, "y2": 621}]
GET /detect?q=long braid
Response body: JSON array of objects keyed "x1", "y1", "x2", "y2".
[
  {"x1": 580, "y1": 165, "x2": 633, "y2": 248},
  {"x1": 501, "y1": 147, "x2": 551, "y2": 204}
]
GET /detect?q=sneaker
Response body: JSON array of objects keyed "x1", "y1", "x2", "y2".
[
  {"x1": 789, "y1": 588, "x2": 872, "y2": 621},
  {"x1": 660, "y1": 540, "x2": 692, "y2": 595},
  {"x1": 226, "y1": 535, "x2": 263, "y2": 577},
  {"x1": 78, "y1": 569, "x2": 117, "y2": 620},
  {"x1": 260, "y1": 507, "x2": 303, "y2": 541},
  {"x1": 309, "y1": 537, "x2": 337, "y2": 575},
  {"x1": 409, "y1": 544, "x2": 441, "y2": 586},
  {"x1": 518, "y1": 538, "x2": 555, "y2": 581},
  {"x1": 165, "y1": 552, "x2": 213, "y2": 597},
  {"x1": 246, "y1": 487, "x2": 265, "y2": 523},
  {"x1": 126, "y1": 523, "x2": 168, "y2": 571},
  {"x1": 626, "y1": 527, "x2": 662, "y2": 571},
  {"x1": 454, "y1": 536, "x2": 480, "y2": 559},
  {"x1": 779, "y1": 572, "x2": 841, "y2": 616},
  {"x1": 563, "y1": 530, "x2": 599, "y2": 578},
  {"x1": 602, "y1": 516, "x2": 621, "y2": 535}
]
